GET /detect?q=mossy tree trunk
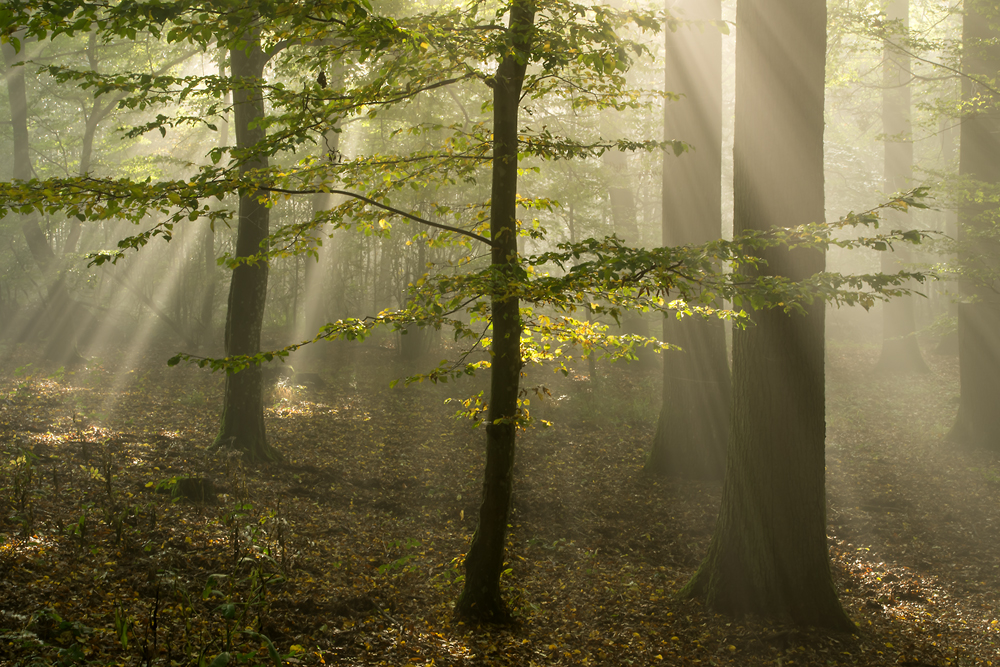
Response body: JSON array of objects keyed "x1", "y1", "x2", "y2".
[
  {"x1": 681, "y1": 0, "x2": 854, "y2": 631},
  {"x1": 213, "y1": 32, "x2": 282, "y2": 463},
  {"x1": 949, "y1": 0, "x2": 1000, "y2": 449},
  {"x1": 648, "y1": 0, "x2": 729, "y2": 480},
  {"x1": 455, "y1": 0, "x2": 534, "y2": 623}
]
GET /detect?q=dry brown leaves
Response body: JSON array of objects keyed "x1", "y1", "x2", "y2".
[{"x1": 0, "y1": 336, "x2": 997, "y2": 666}]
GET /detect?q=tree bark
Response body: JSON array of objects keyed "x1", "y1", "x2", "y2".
[
  {"x1": 681, "y1": 0, "x2": 854, "y2": 630},
  {"x1": 647, "y1": 0, "x2": 729, "y2": 480},
  {"x1": 455, "y1": 0, "x2": 534, "y2": 623},
  {"x1": 948, "y1": 0, "x2": 1000, "y2": 449},
  {"x1": 213, "y1": 33, "x2": 282, "y2": 463},
  {"x1": 875, "y1": 0, "x2": 929, "y2": 374},
  {"x1": 2, "y1": 35, "x2": 55, "y2": 272},
  {"x1": 195, "y1": 56, "x2": 230, "y2": 350}
]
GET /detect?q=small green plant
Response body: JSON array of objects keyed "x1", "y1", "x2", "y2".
[
  {"x1": 430, "y1": 555, "x2": 466, "y2": 589},
  {"x1": 378, "y1": 537, "x2": 423, "y2": 575},
  {"x1": 9, "y1": 364, "x2": 34, "y2": 402},
  {"x1": 96, "y1": 442, "x2": 119, "y2": 506},
  {"x1": 27, "y1": 608, "x2": 94, "y2": 666},
  {"x1": 65, "y1": 503, "x2": 95, "y2": 553},
  {"x1": 112, "y1": 603, "x2": 132, "y2": 650}
]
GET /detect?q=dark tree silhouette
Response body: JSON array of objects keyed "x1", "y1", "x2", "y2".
[
  {"x1": 681, "y1": 0, "x2": 854, "y2": 630},
  {"x1": 214, "y1": 31, "x2": 283, "y2": 463},
  {"x1": 647, "y1": 0, "x2": 729, "y2": 480},
  {"x1": 949, "y1": 0, "x2": 1000, "y2": 449},
  {"x1": 454, "y1": 0, "x2": 534, "y2": 622}
]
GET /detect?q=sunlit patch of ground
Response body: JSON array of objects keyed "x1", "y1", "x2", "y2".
[{"x1": 0, "y1": 338, "x2": 997, "y2": 665}]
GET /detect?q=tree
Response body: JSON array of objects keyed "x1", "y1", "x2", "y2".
[
  {"x1": 875, "y1": 0, "x2": 929, "y2": 374},
  {"x1": 647, "y1": 0, "x2": 729, "y2": 480},
  {"x1": 2, "y1": 33, "x2": 54, "y2": 273},
  {"x1": 214, "y1": 28, "x2": 282, "y2": 462},
  {"x1": 0, "y1": 0, "x2": 408, "y2": 461},
  {"x1": 681, "y1": 0, "x2": 855, "y2": 630},
  {"x1": 949, "y1": 0, "x2": 1000, "y2": 448},
  {"x1": 453, "y1": 0, "x2": 534, "y2": 623}
]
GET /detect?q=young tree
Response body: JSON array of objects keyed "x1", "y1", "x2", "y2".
[
  {"x1": 681, "y1": 0, "x2": 855, "y2": 630},
  {"x1": 647, "y1": 0, "x2": 729, "y2": 480},
  {"x1": 454, "y1": 0, "x2": 534, "y2": 621},
  {"x1": 2, "y1": 34, "x2": 53, "y2": 272},
  {"x1": 949, "y1": 0, "x2": 1000, "y2": 448}
]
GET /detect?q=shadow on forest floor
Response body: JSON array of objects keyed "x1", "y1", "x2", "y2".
[{"x1": 0, "y1": 336, "x2": 996, "y2": 665}]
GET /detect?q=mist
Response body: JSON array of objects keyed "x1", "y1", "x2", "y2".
[{"x1": 0, "y1": 0, "x2": 997, "y2": 663}]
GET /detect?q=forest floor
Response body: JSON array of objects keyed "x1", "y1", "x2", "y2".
[{"x1": 0, "y1": 332, "x2": 998, "y2": 666}]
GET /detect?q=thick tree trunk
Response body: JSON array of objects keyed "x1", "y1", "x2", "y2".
[
  {"x1": 213, "y1": 34, "x2": 282, "y2": 463},
  {"x1": 647, "y1": 0, "x2": 729, "y2": 480},
  {"x1": 876, "y1": 0, "x2": 929, "y2": 374},
  {"x1": 949, "y1": 0, "x2": 1000, "y2": 449},
  {"x1": 681, "y1": 0, "x2": 854, "y2": 630},
  {"x1": 455, "y1": 0, "x2": 534, "y2": 623}
]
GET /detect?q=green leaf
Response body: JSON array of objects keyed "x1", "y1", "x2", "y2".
[{"x1": 207, "y1": 653, "x2": 231, "y2": 667}]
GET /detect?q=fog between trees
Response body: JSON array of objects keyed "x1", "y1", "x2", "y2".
[{"x1": 0, "y1": 0, "x2": 999, "y2": 663}]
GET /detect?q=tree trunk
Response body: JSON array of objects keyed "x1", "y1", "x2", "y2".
[
  {"x1": 647, "y1": 0, "x2": 729, "y2": 480},
  {"x1": 875, "y1": 0, "x2": 929, "y2": 374},
  {"x1": 400, "y1": 241, "x2": 428, "y2": 364},
  {"x1": 455, "y1": 0, "x2": 534, "y2": 623},
  {"x1": 3, "y1": 33, "x2": 93, "y2": 365},
  {"x1": 213, "y1": 34, "x2": 282, "y2": 463},
  {"x1": 2, "y1": 36, "x2": 55, "y2": 272},
  {"x1": 195, "y1": 57, "x2": 229, "y2": 350},
  {"x1": 602, "y1": 147, "x2": 653, "y2": 366},
  {"x1": 948, "y1": 0, "x2": 1000, "y2": 449},
  {"x1": 681, "y1": 0, "x2": 854, "y2": 630}
]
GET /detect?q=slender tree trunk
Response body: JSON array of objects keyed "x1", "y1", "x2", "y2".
[
  {"x1": 195, "y1": 57, "x2": 229, "y2": 349},
  {"x1": 602, "y1": 147, "x2": 652, "y2": 365},
  {"x1": 62, "y1": 31, "x2": 100, "y2": 257},
  {"x1": 400, "y1": 240, "x2": 428, "y2": 363},
  {"x1": 876, "y1": 0, "x2": 929, "y2": 374},
  {"x1": 681, "y1": 0, "x2": 854, "y2": 630},
  {"x1": 3, "y1": 33, "x2": 92, "y2": 365},
  {"x1": 213, "y1": 33, "x2": 282, "y2": 463},
  {"x1": 3, "y1": 36, "x2": 54, "y2": 272},
  {"x1": 295, "y1": 63, "x2": 347, "y2": 363},
  {"x1": 455, "y1": 0, "x2": 534, "y2": 623},
  {"x1": 948, "y1": 0, "x2": 1000, "y2": 449},
  {"x1": 648, "y1": 0, "x2": 729, "y2": 480}
]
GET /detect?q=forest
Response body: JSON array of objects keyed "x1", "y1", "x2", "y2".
[{"x1": 0, "y1": 0, "x2": 998, "y2": 665}]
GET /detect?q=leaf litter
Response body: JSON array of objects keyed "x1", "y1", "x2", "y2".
[{"x1": 0, "y1": 338, "x2": 996, "y2": 665}]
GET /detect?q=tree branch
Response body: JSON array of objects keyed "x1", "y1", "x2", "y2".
[{"x1": 263, "y1": 186, "x2": 494, "y2": 245}]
